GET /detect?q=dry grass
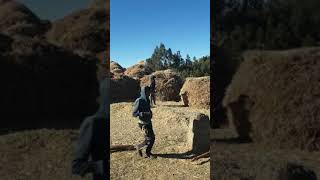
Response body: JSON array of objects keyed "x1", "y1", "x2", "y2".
[
  {"x1": 110, "y1": 101, "x2": 209, "y2": 179},
  {"x1": 0, "y1": 129, "x2": 92, "y2": 180},
  {"x1": 210, "y1": 127, "x2": 320, "y2": 180},
  {"x1": 124, "y1": 61, "x2": 153, "y2": 79}
]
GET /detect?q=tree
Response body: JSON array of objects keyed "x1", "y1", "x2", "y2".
[
  {"x1": 147, "y1": 43, "x2": 168, "y2": 70},
  {"x1": 172, "y1": 51, "x2": 183, "y2": 69},
  {"x1": 185, "y1": 54, "x2": 192, "y2": 67},
  {"x1": 166, "y1": 48, "x2": 173, "y2": 67}
]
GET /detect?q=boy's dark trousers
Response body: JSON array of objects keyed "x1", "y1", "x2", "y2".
[
  {"x1": 150, "y1": 92, "x2": 156, "y2": 105},
  {"x1": 136, "y1": 123, "x2": 155, "y2": 155}
]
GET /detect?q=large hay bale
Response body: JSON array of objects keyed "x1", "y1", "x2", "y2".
[
  {"x1": 187, "y1": 113, "x2": 210, "y2": 153},
  {"x1": 141, "y1": 69, "x2": 184, "y2": 101},
  {"x1": 124, "y1": 61, "x2": 153, "y2": 79},
  {"x1": 46, "y1": 7, "x2": 108, "y2": 55},
  {"x1": 0, "y1": 36, "x2": 98, "y2": 130},
  {"x1": 0, "y1": 0, "x2": 50, "y2": 37},
  {"x1": 223, "y1": 47, "x2": 320, "y2": 151},
  {"x1": 180, "y1": 76, "x2": 210, "y2": 109},
  {"x1": 110, "y1": 74, "x2": 140, "y2": 102}
]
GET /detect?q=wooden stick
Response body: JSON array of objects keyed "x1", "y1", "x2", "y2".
[
  {"x1": 110, "y1": 144, "x2": 135, "y2": 152},
  {"x1": 191, "y1": 151, "x2": 210, "y2": 162}
]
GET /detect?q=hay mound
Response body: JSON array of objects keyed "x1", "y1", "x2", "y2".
[
  {"x1": 46, "y1": 7, "x2": 108, "y2": 55},
  {"x1": 141, "y1": 69, "x2": 184, "y2": 101},
  {"x1": 110, "y1": 61, "x2": 125, "y2": 74},
  {"x1": 1, "y1": 37, "x2": 98, "y2": 129},
  {"x1": 223, "y1": 47, "x2": 320, "y2": 151},
  {"x1": 0, "y1": 0, "x2": 50, "y2": 37},
  {"x1": 180, "y1": 76, "x2": 210, "y2": 109},
  {"x1": 111, "y1": 74, "x2": 140, "y2": 102},
  {"x1": 187, "y1": 113, "x2": 210, "y2": 153},
  {"x1": 124, "y1": 60, "x2": 153, "y2": 79}
]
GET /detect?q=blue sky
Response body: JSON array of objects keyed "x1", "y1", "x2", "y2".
[
  {"x1": 111, "y1": 0, "x2": 210, "y2": 67},
  {"x1": 17, "y1": 0, "x2": 89, "y2": 20}
]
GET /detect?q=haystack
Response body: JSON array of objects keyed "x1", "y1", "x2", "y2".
[
  {"x1": 111, "y1": 74, "x2": 140, "y2": 102},
  {"x1": 46, "y1": 7, "x2": 108, "y2": 55},
  {"x1": 0, "y1": 0, "x2": 50, "y2": 37},
  {"x1": 223, "y1": 47, "x2": 320, "y2": 151},
  {"x1": 187, "y1": 113, "x2": 210, "y2": 153},
  {"x1": 124, "y1": 60, "x2": 153, "y2": 79},
  {"x1": 110, "y1": 61, "x2": 125, "y2": 74},
  {"x1": 180, "y1": 76, "x2": 210, "y2": 109},
  {"x1": 1, "y1": 37, "x2": 98, "y2": 129},
  {"x1": 141, "y1": 69, "x2": 184, "y2": 101}
]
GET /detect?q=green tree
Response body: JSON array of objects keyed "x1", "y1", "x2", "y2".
[{"x1": 185, "y1": 54, "x2": 192, "y2": 67}]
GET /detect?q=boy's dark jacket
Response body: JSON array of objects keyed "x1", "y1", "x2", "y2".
[
  {"x1": 72, "y1": 78, "x2": 109, "y2": 180},
  {"x1": 132, "y1": 86, "x2": 153, "y2": 124}
]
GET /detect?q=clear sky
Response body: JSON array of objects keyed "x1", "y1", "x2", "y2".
[
  {"x1": 17, "y1": 0, "x2": 89, "y2": 20},
  {"x1": 111, "y1": 0, "x2": 210, "y2": 68}
]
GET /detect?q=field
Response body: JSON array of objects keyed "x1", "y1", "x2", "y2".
[{"x1": 110, "y1": 101, "x2": 210, "y2": 180}]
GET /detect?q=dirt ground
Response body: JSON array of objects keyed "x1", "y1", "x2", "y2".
[
  {"x1": 210, "y1": 127, "x2": 320, "y2": 180},
  {"x1": 110, "y1": 101, "x2": 210, "y2": 180}
]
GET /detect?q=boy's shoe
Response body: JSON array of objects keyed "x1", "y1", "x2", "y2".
[
  {"x1": 145, "y1": 153, "x2": 157, "y2": 159},
  {"x1": 134, "y1": 145, "x2": 143, "y2": 157}
]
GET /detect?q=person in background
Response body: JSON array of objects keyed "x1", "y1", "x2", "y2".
[
  {"x1": 72, "y1": 78, "x2": 109, "y2": 180},
  {"x1": 132, "y1": 86, "x2": 156, "y2": 159},
  {"x1": 149, "y1": 75, "x2": 156, "y2": 106}
]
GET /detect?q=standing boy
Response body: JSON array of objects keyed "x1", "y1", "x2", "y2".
[{"x1": 132, "y1": 86, "x2": 156, "y2": 159}]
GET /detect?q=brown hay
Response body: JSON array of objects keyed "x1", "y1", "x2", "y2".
[
  {"x1": 46, "y1": 7, "x2": 108, "y2": 55},
  {"x1": 223, "y1": 47, "x2": 320, "y2": 151},
  {"x1": 124, "y1": 60, "x2": 153, "y2": 79},
  {"x1": 180, "y1": 76, "x2": 210, "y2": 109},
  {"x1": 141, "y1": 69, "x2": 184, "y2": 101},
  {"x1": 0, "y1": 129, "x2": 90, "y2": 180},
  {"x1": 110, "y1": 74, "x2": 140, "y2": 102},
  {"x1": 1, "y1": 37, "x2": 98, "y2": 129},
  {"x1": 0, "y1": 0, "x2": 49, "y2": 37},
  {"x1": 110, "y1": 60, "x2": 125, "y2": 74}
]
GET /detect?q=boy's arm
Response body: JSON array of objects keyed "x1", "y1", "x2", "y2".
[
  {"x1": 72, "y1": 116, "x2": 93, "y2": 176},
  {"x1": 132, "y1": 99, "x2": 140, "y2": 117},
  {"x1": 72, "y1": 117, "x2": 105, "y2": 177}
]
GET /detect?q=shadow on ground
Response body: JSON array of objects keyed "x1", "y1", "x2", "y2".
[
  {"x1": 161, "y1": 104, "x2": 187, "y2": 108},
  {"x1": 211, "y1": 137, "x2": 252, "y2": 144}
]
